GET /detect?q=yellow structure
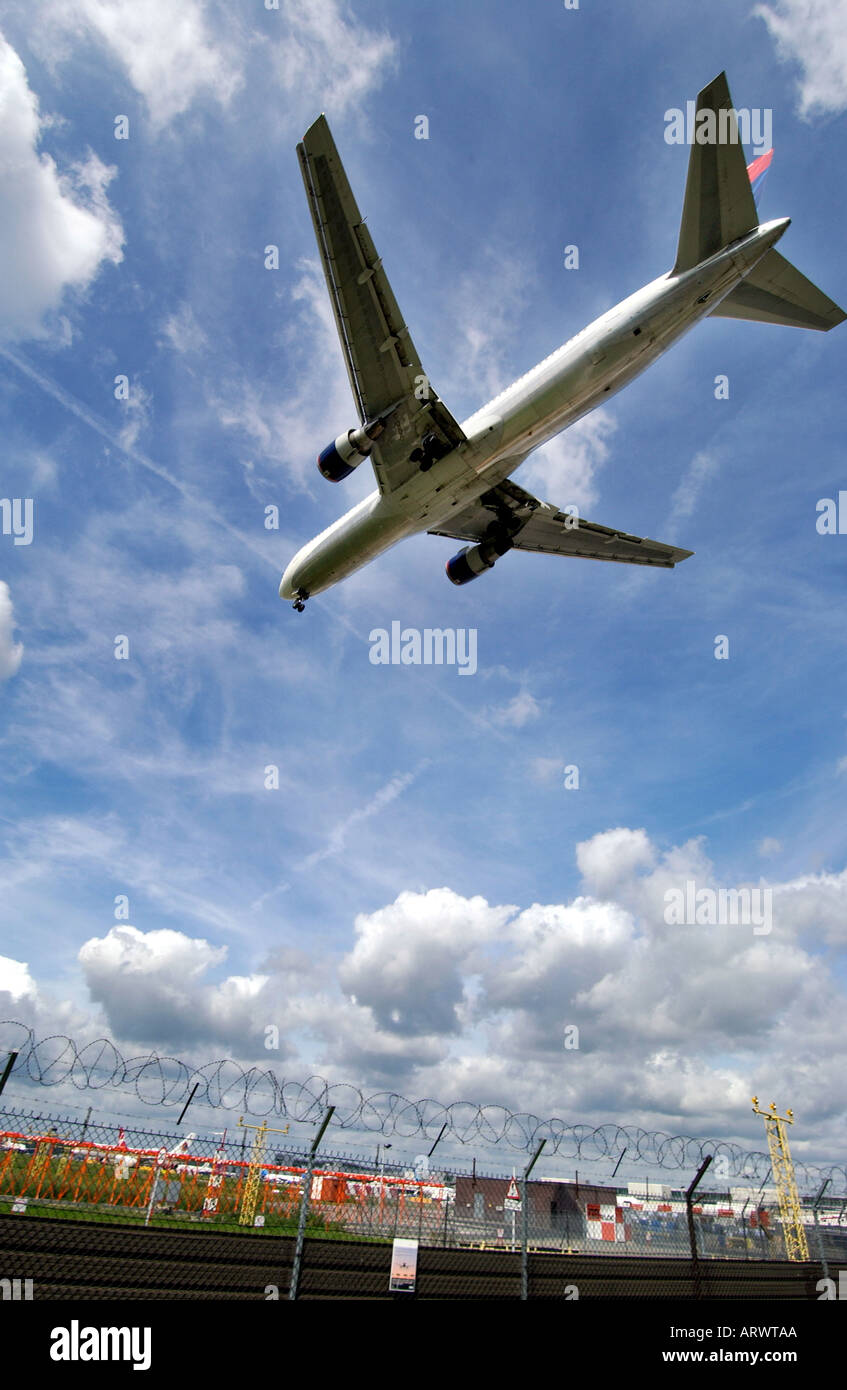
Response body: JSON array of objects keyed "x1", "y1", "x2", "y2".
[
  {"x1": 236, "y1": 1117, "x2": 289, "y2": 1226},
  {"x1": 751, "y1": 1098, "x2": 809, "y2": 1261}
]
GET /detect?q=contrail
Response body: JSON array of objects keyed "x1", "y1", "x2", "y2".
[
  {"x1": 0, "y1": 344, "x2": 278, "y2": 572},
  {"x1": 1, "y1": 344, "x2": 508, "y2": 738}
]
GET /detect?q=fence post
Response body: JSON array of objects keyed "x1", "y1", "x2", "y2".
[
  {"x1": 520, "y1": 1140, "x2": 546, "y2": 1301},
  {"x1": 813, "y1": 1178, "x2": 830, "y2": 1283},
  {"x1": 144, "y1": 1149, "x2": 168, "y2": 1227},
  {"x1": 0, "y1": 1052, "x2": 18, "y2": 1098},
  {"x1": 288, "y1": 1106, "x2": 334, "y2": 1301},
  {"x1": 686, "y1": 1155, "x2": 712, "y2": 1298}
]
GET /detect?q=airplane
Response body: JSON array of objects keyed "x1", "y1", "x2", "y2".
[{"x1": 280, "y1": 72, "x2": 845, "y2": 612}]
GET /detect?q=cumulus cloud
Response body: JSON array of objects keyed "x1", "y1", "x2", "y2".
[
  {"x1": 576, "y1": 826, "x2": 656, "y2": 898},
  {"x1": 0, "y1": 582, "x2": 23, "y2": 680},
  {"x1": 755, "y1": 0, "x2": 847, "y2": 117},
  {"x1": 78, "y1": 925, "x2": 248, "y2": 1048},
  {"x1": 0, "y1": 953, "x2": 36, "y2": 1002},
  {"x1": 339, "y1": 888, "x2": 512, "y2": 1035},
  {"x1": 5, "y1": 826, "x2": 846, "y2": 1144},
  {"x1": 774, "y1": 867, "x2": 847, "y2": 945},
  {"x1": 0, "y1": 34, "x2": 123, "y2": 341}
]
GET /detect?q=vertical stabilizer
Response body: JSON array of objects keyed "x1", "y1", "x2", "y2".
[{"x1": 672, "y1": 72, "x2": 760, "y2": 274}]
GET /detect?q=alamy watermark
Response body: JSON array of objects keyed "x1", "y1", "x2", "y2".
[
  {"x1": 664, "y1": 103, "x2": 772, "y2": 157},
  {"x1": 664, "y1": 881, "x2": 772, "y2": 935},
  {"x1": 369, "y1": 622, "x2": 477, "y2": 675},
  {"x1": 1, "y1": 1277, "x2": 33, "y2": 1300},
  {"x1": 0, "y1": 498, "x2": 33, "y2": 545}
]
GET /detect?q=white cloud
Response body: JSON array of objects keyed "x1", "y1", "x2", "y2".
[
  {"x1": 774, "y1": 867, "x2": 847, "y2": 945},
  {"x1": 0, "y1": 581, "x2": 23, "y2": 680},
  {"x1": 214, "y1": 261, "x2": 353, "y2": 495},
  {"x1": 0, "y1": 34, "x2": 123, "y2": 341},
  {"x1": 55, "y1": 0, "x2": 242, "y2": 129},
  {"x1": 758, "y1": 837, "x2": 783, "y2": 858},
  {"x1": 575, "y1": 826, "x2": 656, "y2": 897},
  {"x1": 273, "y1": 0, "x2": 397, "y2": 117},
  {"x1": 448, "y1": 251, "x2": 537, "y2": 410},
  {"x1": 487, "y1": 689, "x2": 541, "y2": 728},
  {"x1": 530, "y1": 756, "x2": 564, "y2": 783},
  {"x1": 160, "y1": 302, "x2": 208, "y2": 355},
  {"x1": 117, "y1": 381, "x2": 152, "y2": 451},
  {"x1": 78, "y1": 925, "x2": 268, "y2": 1048},
  {"x1": 666, "y1": 450, "x2": 719, "y2": 536},
  {"x1": 0, "y1": 953, "x2": 36, "y2": 1001},
  {"x1": 339, "y1": 888, "x2": 513, "y2": 1036},
  {"x1": 4, "y1": 829, "x2": 847, "y2": 1148},
  {"x1": 518, "y1": 409, "x2": 617, "y2": 510},
  {"x1": 755, "y1": 0, "x2": 847, "y2": 117}
]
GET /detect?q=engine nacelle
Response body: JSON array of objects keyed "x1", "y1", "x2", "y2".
[
  {"x1": 317, "y1": 427, "x2": 374, "y2": 482},
  {"x1": 445, "y1": 536, "x2": 513, "y2": 585}
]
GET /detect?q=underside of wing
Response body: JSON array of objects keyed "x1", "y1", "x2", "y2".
[
  {"x1": 298, "y1": 116, "x2": 465, "y2": 493},
  {"x1": 429, "y1": 478, "x2": 693, "y2": 568}
]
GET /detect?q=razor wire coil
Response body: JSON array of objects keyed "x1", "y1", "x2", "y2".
[{"x1": 2, "y1": 1021, "x2": 844, "y2": 1192}]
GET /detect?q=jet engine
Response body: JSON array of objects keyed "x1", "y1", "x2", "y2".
[
  {"x1": 445, "y1": 534, "x2": 513, "y2": 585},
  {"x1": 317, "y1": 427, "x2": 375, "y2": 482}
]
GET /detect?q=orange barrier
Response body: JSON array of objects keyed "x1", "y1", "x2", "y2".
[{"x1": 0, "y1": 1130, "x2": 450, "y2": 1230}]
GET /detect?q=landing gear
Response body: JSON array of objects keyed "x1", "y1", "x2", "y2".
[
  {"x1": 292, "y1": 589, "x2": 308, "y2": 613},
  {"x1": 410, "y1": 432, "x2": 450, "y2": 473}
]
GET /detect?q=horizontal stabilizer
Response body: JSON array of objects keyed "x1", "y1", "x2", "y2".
[{"x1": 710, "y1": 248, "x2": 847, "y2": 330}]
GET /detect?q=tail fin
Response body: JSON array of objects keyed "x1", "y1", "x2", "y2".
[
  {"x1": 674, "y1": 73, "x2": 846, "y2": 331},
  {"x1": 673, "y1": 72, "x2": 759, "y2": 275}
]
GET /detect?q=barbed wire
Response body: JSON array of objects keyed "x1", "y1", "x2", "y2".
[{"x1": 2, "y1": 1022, "x2": 844, "y2": 1192}]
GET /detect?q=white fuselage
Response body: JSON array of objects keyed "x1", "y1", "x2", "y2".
[{"x1": 280, "y1": 218, "x2": 789, "y2": 601}]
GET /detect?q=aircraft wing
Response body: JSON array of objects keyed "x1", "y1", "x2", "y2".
[
  {"x1": 298, "y1": 115, "x2": 465, "y2": 494},
  {"x1": 428, "y1": 478, "x2": 694, "y2": 568}
]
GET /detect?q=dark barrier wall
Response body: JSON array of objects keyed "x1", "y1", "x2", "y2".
[{"x1": 0, "y1": 1215, "x2": 827, "y2": 1300}]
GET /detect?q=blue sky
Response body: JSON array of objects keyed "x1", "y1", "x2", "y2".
[{"x1": 0, "y1": 0, "x2": 846, "y2": 1181}]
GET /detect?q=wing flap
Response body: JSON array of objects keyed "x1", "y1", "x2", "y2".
[{"x1": 429, "y1": 479, "x2": 693, "y2": 568}]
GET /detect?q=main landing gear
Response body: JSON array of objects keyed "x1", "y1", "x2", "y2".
[{"x1": 410, "y1": 432, "x2": 450, "y2": 473}]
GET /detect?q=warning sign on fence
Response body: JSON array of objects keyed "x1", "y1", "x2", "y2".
[{"x1": 389, "y1": 1237, "x2": 419, "y2": 1293}]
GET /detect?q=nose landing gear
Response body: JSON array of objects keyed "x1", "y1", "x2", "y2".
[{"x1": 292, "y1": 589, "x2": 308, "y2": 613}]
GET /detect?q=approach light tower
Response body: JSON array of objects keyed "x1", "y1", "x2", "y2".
[
  {"x1": 236, "y1": 1117, "x2": 289, "y2": 1227},
  {"x1": 751, "y1": 1098, "x2": 809, "y2": 1261}
]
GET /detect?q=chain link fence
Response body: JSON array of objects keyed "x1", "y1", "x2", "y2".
[{"x1": 1, "y1": 1106, "x2": 844, "y2": 1299}]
